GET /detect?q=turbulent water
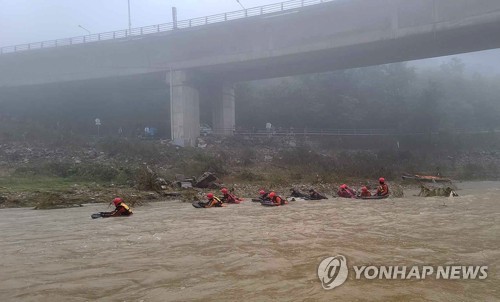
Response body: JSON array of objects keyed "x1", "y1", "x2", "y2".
[{"x1": 0, "y1": 182, "x2": 499, "y2": 302}]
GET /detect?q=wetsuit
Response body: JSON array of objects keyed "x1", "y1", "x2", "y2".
[
  {"x1": 376, "y1": 184, "x2": 389, "y2": 196},
  {"x1": 221, "y1": 193, "x2": 241, "y2": 204},
  {"x1": 100, "y1": 202, "x2": 133, "y2": 217},
  {"x1": 260, "y1": 192, "x2": 270, "y2": 201},
  {"x1": 202, "y1": 196, "x2": 224, "y2": 208},
  {"x1": 271, "y1": 195, "x2": 288, "y2": 206},
  {"x1": 309, "y1": 191, "x2": 327, "y2": 200},
  {"x1": 359, "y1": 191, "x2": 372, "y2": 197},
  {"x1": 337, "y1": 188, "x2": 356, "y2": 198}
]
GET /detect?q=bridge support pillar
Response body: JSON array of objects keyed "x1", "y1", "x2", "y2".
[
  {"x1": 169, "y1": 70, "x2": 200, "y2": 147},
  {"x1": 212, "y1": 82, "x2": 235, "y2": 136}
]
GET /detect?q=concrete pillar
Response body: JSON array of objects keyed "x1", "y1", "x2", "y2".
[
  {"x1": 212, "y1": 82, "x2": 235, "y2": 136},
  {"x1": 169, "y1": 70, "x2": 200, "y2": 147}
]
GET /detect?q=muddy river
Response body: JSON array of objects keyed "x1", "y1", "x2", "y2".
[{"x1": 0, "y1": 182, "x2": 499, "y2": 301}]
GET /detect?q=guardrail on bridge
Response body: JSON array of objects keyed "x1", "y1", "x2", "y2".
[{"x1": 0, "y1": 0, "x2": 333, "y2": 55}]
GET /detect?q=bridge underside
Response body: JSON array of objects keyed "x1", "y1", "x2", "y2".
[
  {"x1": 196, "y1": 19, "x2": 500, "y2": 82},
  {"x1": 169, "y1": 18, "x2": 500, "y2": 145}
]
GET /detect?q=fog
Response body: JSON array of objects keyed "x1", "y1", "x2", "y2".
[
  {"x1": 1, "y1": 1, "x2": 500, "y2": 300},
  {"x1": 0, "y1": 0, "x2": 277, "y2": 47}
]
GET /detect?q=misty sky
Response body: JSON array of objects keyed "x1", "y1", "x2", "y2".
[
  {"x1": 1, "y1": 0, "x2": 499, "y2": 74},
  {"x1": 0, "y1": 0, "x2": 277, "y2": 47}
]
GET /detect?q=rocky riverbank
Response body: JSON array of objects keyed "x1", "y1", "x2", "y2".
[{"x1": 0, "y1": 136, "x2": 498, "y2": 209}]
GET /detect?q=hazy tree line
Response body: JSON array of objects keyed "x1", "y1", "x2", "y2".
[
  {"x1": 0, "y1": 74, "x2": 171, "y2": 140},
  {"x1": 236, "y1": 58, "x2": 500, "y2": 133},
  {"x1": 1, "y1": 58, "x2": 500, "y2": 142}
]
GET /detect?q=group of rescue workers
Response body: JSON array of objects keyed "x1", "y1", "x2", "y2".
[
  {"x1": 198, "y1": 187, "x2": 245, "y2": 208},
  {"x1": 192, "y1": 177, "x2": 388, "y2": 209},
  {"x1": 337, "y1": 178, "x2": 389, "y2": 198},
  {"x1": 98, "y1": 177, "x2": 389, "y2": 215}
]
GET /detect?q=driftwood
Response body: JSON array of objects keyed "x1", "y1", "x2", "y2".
[{"x1": 418, "y1": 184, "x2": 458, "y2": 197}]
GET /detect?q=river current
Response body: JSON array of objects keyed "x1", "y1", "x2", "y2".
[{"x1": 0, "y1": 182, "x2": 498, "y2": 301}]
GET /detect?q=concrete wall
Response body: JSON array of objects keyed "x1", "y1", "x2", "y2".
[{"x1": 2, "y1": 0, "x2": 500, "y2": 87}]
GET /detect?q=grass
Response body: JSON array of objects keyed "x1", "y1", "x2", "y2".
[
  {"x1": 0, "y1": 175, "x2": 147, "y2": 209},
  {"x1": 0, "y1": 176, "x2": 99, "y2": 193}
]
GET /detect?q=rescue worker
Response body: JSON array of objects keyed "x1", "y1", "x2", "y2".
[
  {"x1": 337, "y1": 184, "x2": 356, "y2": 198},
  {"x1": 308, "y1": 188, "x2": 327, "y2": 200},
  {"x1": 259, "y1": 189, "x2": 270, "y2": 201},
  {"x1": 268, "y1": 192, "x2": 288, "y2": 206},
  {"x1": 376, "y1": 178, "x2": 389, "y2": 196},
  {"x1": 220, "y1": 187, "x2": 242, "y2": 204},
  {"x1": 100, "y1": 197, "x2": 133, "y2": 217},
  {"x1": 290, "y1": 188, "x2": 308, "y2": 198},
  {"x1": 202, "y1": 193, "x2": 225, "y2": 208},
  {"x1": 359, "y1": 186, "x2": 372, "y2": 197}
]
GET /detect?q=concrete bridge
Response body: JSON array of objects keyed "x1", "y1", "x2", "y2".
[{"x1": 2, "y1": 0, "x2": 500, "y2": 146}]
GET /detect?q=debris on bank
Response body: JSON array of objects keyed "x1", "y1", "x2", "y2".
[
  {"x1": 135, "y1": 165, "x2": 223, "y2": 203},
  {"x1": 418, "y1": 184, "x2": 458, "y2": 197}
]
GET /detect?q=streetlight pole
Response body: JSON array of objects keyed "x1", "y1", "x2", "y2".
[
  {"x1": 128, "y1": 0, "x2": 132, "y2": 35},
  {"x1": 236, "y1": 0, "x2": 246, "y2": 10},
  {"x1": 78, "y1": 25, "x2": 91, "y2": 35}
]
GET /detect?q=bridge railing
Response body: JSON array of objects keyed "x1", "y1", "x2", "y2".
[{"x1": 0, "y1": 0, "x2": 333, "y2": 55}]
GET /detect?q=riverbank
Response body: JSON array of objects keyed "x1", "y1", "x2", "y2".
[
  {"x1": 0, "y1": 174, "x2": 410, "y2": 209},
  {"x1": 1, "y1": 137, "x2": 498, "y2": 209}
]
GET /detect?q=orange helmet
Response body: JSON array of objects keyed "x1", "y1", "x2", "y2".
[
  {"x1": 268, "y1": 192, "x2": 276, "y2": 198},
  {"x1": 221, "y1": 188, "x2": 228, "y2": 194},
  {"x1": 207, "y1": 193, "x2": 214, "y2": 199},
  {"x1": 379, "y1": 177, "x2": 385, "y2": 183},
  {"x1": 340, "y1": 184, "x2": 347, "y2": 189},
  {"x1": 113, "y1": 198, "x2": 123, "y2": 206},
  {"x1": 361, "y1": 186, "x2": 368, "y2": 192}
]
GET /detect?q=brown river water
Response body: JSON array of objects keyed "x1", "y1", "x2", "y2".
[{"x1": 0, "y1": 182, "x2": 499, "y2": 302}]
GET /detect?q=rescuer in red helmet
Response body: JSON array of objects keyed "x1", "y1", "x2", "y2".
[
  {"x1": 337, "y1": 184, "x2": 356, "y2": 198},
  {"x1": 376, "y1": 178, "x2": 389, "y2": 197},
  {"x1": 99, "y1": 197, "x2": 133, "y2": 218},
  {"x1": 359, "y1": 186, "x2": 372, "y2": 197},
  {"x1": 268, "y1": 192, "x2": 288, "y2": 206},
  {"x1": 220, "y1": 187, "x2": 243, "y2": 204},
  {"x1": 257, "y1": 189, "x2": 270, "y2": 202},
  {"x1": 203, "y1": 193, "x2": 224, "y2": 208}
]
